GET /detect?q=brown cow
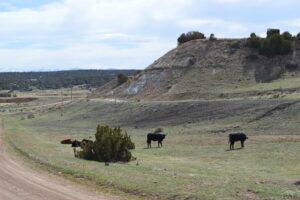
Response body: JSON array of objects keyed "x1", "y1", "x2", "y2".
[{"x1": 60, "y1": 139, "x2": 73, "y2": 144}]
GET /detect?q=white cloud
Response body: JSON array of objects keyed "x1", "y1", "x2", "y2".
[
  {"x1": 0, "y1": 0, "x2": 193, "y2": 70},
  {"x1": 0, "y1": 0, "x2": 299, "y2": 71},
  {"x1": 0, "y1": 36, "x2": 175, "y2": 70}
]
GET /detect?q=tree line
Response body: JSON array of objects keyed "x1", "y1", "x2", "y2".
[
  {"x1": 246, "y1": 29, "x2": 298, "y2": 56},
  {"x1": 177, "y1": 29, "x2": 300, "y2": 57},
  {"x1": 0, "y1": 70, "x2": 138, "y2": 91}
]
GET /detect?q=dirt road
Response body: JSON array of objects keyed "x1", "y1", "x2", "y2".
[{"x1": 0, "y1": 120, "x2": 118, "y2": 200}]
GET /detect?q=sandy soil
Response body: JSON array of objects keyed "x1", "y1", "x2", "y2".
[{"x1": 0, "y1": 120, "x2": 118, "y2": 200}]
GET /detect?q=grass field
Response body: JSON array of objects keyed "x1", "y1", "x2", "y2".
[{"x1": 2, "y1": 96, "x2": 300, "y2": 200}]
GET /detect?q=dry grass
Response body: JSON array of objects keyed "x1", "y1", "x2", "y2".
[{"x1": 2, "y1": 96, "x2": 300, "y2": 200}]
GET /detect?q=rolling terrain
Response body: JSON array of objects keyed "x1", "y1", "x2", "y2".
[
  {"x1": 0, "y1": 38, "x2": 300, "y2": 199},
  {"x1": 1, "y1": 95, "x2": 299, "y2": 199}
]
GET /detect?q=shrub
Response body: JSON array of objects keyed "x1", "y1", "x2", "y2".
[
  {"x1": 246, "y1": 33, "x2": 262, "y2": 48},
  {"x1": 209, "y1": 33, "x2": 217, "y2": 41},
  {"x1": 267, "y1": 28, "x2": 280, "y2": 38},
  {"x1": 259, "y1": 34, "x2": 292, "y2": 56},
  {"x1": 250, "y1": 33, "x2": 256, "y2": 38},
  {"x1": 177, "y1": 31, "x2": 206, "y2": 45},
  {"x1": 297, "y1": 32, "x2": 300, "y2": 40},
  {"x1": 247, "y1": 29, "x2": 292, "y2": 57},
  {"x1": 177, "y1": 33, "x2": 186, "y2": 44},
  {"x1": 281, "y1": 31, "x2": 293, "y2": 41},
  {"x1": 76, "y1": 125, "x2": 135, "y2": 162},
  {"x1": 117, "y1": 73, "x2": 128, "y2": 85}
]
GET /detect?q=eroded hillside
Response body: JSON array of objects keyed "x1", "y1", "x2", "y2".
[{"x1": 93, "y1": 39, "x2": 300, "y2": 100}]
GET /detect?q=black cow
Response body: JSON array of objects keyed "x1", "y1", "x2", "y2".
[
  {"x1": 147, "y1": 133, "x2": 166, "y2": 148},
  {"x1": 71, "y1": 140, "x2": 81, "y2": 148},
  {"x1": 229, "y1": 133, "x2": 248, "y2": 150}
]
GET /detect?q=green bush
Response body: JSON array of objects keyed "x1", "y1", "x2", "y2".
[
  {"x1": 267, "y1": 28, "x2": 280, "y2": 38},
  {"x1": 246, "y1": 33, "x2": 262, "y2": 48},
  {"x1": 209, "y1": 33, "x2": 217, "y2": 41},
  {"x1": 76, "y1": 125, "x2": 135, "y2": 162},
  {"x1": 177, "y1": 31, "x2": 206, "y2": 45},
  {"x1": 297, "y1": 32, "x2": 300, "y2": 40},
  {"x1": 259, "y1": 34, "x2": 292, "y2": 56},
  {"x1": 246, "y1": 29, "x2": 292, "y2": 57},
  {"x1": 281, "y1": 31, "x2": 293, "y2": 41},
  {"x1": 117, "y1": 73, "x2": 128, "y2": 86}
]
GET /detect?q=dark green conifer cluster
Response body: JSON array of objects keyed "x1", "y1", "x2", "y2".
[
  {"x1": 76, "y1": 125, "x2": 135, "y2": 162},
  {"x1": 246, "y1": 29, "x2": 297, "y2": 56}
]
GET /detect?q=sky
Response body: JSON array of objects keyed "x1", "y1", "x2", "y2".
[{"x1": 0, "y1": 0, "x2": 300, "y2": 72}]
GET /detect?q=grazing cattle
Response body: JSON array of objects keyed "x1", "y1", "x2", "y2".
[
  {"x1": 147, "y1": 133, "x2": 166, "y2": 148},
  {"x1": 71, "y1": 140, "x2": 81, "y2": 148},
  {"x1": 229, "y1": 133, "x2": 248, "y2": 150},
  {"x1": 60, "y1": 139, "x2": 73, "y2": 144}
]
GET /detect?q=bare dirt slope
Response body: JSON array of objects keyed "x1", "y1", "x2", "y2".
[
  {"x1": 0, "y1": 120, "x2": 118, "y2": 200},
  {"x1": 92, "y1": 39, "x2": 300, "y2": 100}
]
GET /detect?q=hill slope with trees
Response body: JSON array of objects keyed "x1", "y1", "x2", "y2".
[{"x1": 92, "y1": 29, "x2": 300, "y2": 100}]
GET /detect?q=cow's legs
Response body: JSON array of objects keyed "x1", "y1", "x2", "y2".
[
  {"x1": 147, "y1": 140, "x2": 151, "y2": 148},
  {"x1": 158, "y1": 141, "x2": 162, "y2": 148},
  {"x1": 241, "y1": 140, "x2": 244, "y2": 148},
  {"x1": 230, "y1": 142, "x2": 234, "y2": 150},
  {"x1": 73, "y1": 147, "x2": 77, "y2": 157}
]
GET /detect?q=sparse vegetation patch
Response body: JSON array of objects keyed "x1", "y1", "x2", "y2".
[{"x1": 117, "y1": 73, "x2": 128, "y2": 86}]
